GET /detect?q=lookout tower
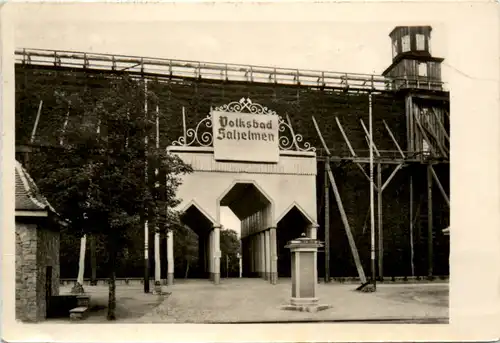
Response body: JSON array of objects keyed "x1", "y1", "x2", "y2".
[
  {"x1": 383, "y1": 26, "x2": 444, "y2": 91},
  {"x1": 382, "y1": 26, "x2": 449, "y2": 162}
]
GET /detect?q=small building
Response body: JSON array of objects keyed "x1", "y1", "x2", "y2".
[{"x1": 15, "y1": 160, "x2": 64, "y2": 322}]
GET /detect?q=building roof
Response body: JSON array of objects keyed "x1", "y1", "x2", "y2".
[
  {"x1": 389, "y1": 26, "x2": 433, "y2": 37},
  {"x1": 15, "y1": 160, "x2": 57, "y2": 214},
  {"x1": 382, "y1": 54, "x2": 445, "y2": 77}
]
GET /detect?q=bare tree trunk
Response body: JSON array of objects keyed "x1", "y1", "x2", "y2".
[
  {"x1": 90, "y1": 234, "x2": 97, "y2": 285},
  {"x1": 107, "y1": 233, "x2": 117, "y2": 321},
  {"x1": 184, "y1": 260, "x2": 190, "y2": 279},
  {"x1": 71, "y1": 235, "x2": 86, "y2": 294},
  {"x1": 77, "y1": 235, "x2": 87, "y2": 284}
]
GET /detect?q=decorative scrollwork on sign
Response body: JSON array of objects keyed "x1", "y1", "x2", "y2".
[
  {"x1": 172, "y1": 114, "x2": 213, "y2": 147},
  {"x1": 214, "y1": 97, "x2": 277, "y2": 116},
  {"x1": 278, "y1": 118, "x2": 316, "y2": 152},
  {"x1": 171, "y1": 97, "x2": 315, "y2": 152}
]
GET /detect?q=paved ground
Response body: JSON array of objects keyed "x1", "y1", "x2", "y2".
[
  {"x1": 57, "y1": 285, "x2": 166, "y2": 323},
  {"x1": 58, "y1": 278, "x2": 448, "y2": 323}
]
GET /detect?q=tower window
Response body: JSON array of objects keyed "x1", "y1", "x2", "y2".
[
  {"x1": 416, "y1": 34, "x2": 426, "y2": 51},
  {"x1": 402, "y1": 35, "x2": 410, "y2": 52},
  {"x1": 392, "y1": 40, "x2": 398, "y2": 58},
  {"x1": 418, "y1": 62, "x2": 428, "y2": 77}
]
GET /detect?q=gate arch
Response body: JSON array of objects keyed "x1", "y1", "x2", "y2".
[{"x1": 167, "y1": 98, "x2": 317, "y2": 285}]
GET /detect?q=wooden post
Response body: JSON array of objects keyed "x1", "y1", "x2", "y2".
[
  {"x1": 426, "y1": 124, "x2": 449, "y2": 156},
  {"x1": 383, "y1": 120, "x2": 405, "y2": 159},
  {"x1": 377, "y1": 163, "x2": 383, "y2": 279},
  {"x1": 430, "y1": 165, "x2": 450, "y2": 207},
  {"x1": 415, "y1": 116, "x2": 445, "y2": 158},
  {"x1": 312, "y1": 116, "x2": 367, "y2": 285},
  {"x1": 154, "y1": 105, "x2": 161, "y2": 293},
  {"x1": 431, "y1": 108, "x2": 450, "y2": 143},
  {"x1": 368, "y1": 92, "x2": 376, "y2": 288},
  {"x1": 144, "y1": 79, "x2": 150, "y2": 293},
  {"x1": 182, "y1": 107, "x2": 187, "y2": 146},
  {"x1": 405, "y1": 96, "x2": 410, "y2": 152},
  {"x1": 286, "y1": 114, "x2": 300, "y2": 151},
  {"x1": 324, "y1": 157, "x2": 330, "y2": 283},
  {"x1": 360, "y1": 119, "x2": 381, "y2": 157},
  {"x1": 427, "y1": 164, "x2": 434, "y2": 278},
  {"x1": 381, "y1": 164, "x2": 404, "y2": 192},
  {"x1": 30, "y1": 100, "x2": 43, "y2": 144},
  {"x1": 336, "y1": 117, "x2": 374, "y2": 185},
  {"x1": 410, "y1": 175, "x2": 415, "y2": 277},
  {"x1": 409, "y1": 96, "x2": 414, "y2": 153},
  {"x1": 326, "y1": 168, "x2": 367, "y2": 284},
  {"x1": 405, "y1": 95, "x2": 414, "y2": 153}
]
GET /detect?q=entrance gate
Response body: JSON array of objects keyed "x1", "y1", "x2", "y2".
[{"x1": 167, "y1": 98, "x2": 318, "y2": 285}]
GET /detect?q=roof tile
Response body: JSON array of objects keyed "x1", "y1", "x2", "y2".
[{"x1": 15, "y1": 160, "x2": 54, "y2": 212}]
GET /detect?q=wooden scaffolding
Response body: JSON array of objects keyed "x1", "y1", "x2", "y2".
[
  {"x1": 313, "y1": 90, "x2": 450, "y2": 285},
  {"x1": 14, "y1": 48, "x2": 450, "y2": 287}
]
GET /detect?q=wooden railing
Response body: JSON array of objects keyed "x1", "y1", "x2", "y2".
[{"x1": 15, "y1": 48, "x2": 444, "y2": 92}]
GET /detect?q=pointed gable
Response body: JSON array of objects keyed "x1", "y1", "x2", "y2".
[{"x1": 15, "y1": 160, "x2": 56, "y2": 214}]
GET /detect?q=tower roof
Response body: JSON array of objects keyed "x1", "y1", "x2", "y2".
[{"x1": 389, "y1": 25, "x2": 433, "y2": 37}]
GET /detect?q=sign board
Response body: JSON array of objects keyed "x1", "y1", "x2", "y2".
[{"x1": 212, "y1": 110, "x2": 279, "y2": 163}]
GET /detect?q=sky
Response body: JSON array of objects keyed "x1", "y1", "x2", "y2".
[
  {"x1": 10, "y1": 3, "x2": 448, "y2": 237},
  {"x1": 12, "y1": 5, "x2": 448, "y2": 77}
]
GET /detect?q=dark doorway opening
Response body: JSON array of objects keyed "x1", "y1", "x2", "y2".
[
  {"x1": 276, "y1": 206, "x2": 311, "y2": 277},
  {"x1": 219, "y1": 182, "x2": 272, "y2": 279},
  {"x1": 45, "y1": 266, "x2": 52, "y2": 318},
  {"x1": 179, "y1": 204, "x2": 211, "y2": 279}
]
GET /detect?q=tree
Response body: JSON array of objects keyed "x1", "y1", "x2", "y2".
[
  {"x1": 29, "y1": 75, "x2": 192, "y2": 320},
  {"x1": 172, "y1": 224, "x2": 199, "y2": 279},
  {"x1": 220, "y1": 229, "x2": 241, "y2": 277}
]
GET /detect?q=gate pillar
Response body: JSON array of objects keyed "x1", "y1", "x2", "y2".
[
  {"x1": 167, "y1": 230, "x2": 174, "y2": 285},
  {"x1": 264, "y1": 230, "x2": 271, "y2": 280},
  {"x1": 259, "y1": 232, "x2": 266, "y2": 278},
  {"x1": 213, "y1": 225, "x2": 221, "y2": 285},
  {"x1": 270, "y1": 227, "x2": 278, "y2": 285}
]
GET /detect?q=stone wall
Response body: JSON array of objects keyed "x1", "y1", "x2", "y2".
[
  {"x1": 15, "y1": 218, "x2": 60, "y2": 322},
  {"x1": 15, "y1": 221, "x2": 38, "y2": 322},
  {"x1": 36, "y1": 223, "x2": 60, "y2": 321}
]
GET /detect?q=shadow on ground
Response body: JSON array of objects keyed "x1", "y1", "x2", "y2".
[{"x1": 55, "y1": 286, "x2": 166, "y2": 323}]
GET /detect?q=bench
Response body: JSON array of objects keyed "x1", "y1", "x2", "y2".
[
  {"x1": 76, "y1": 295, "x2": 90, "y2": 307},
  {"x1": 69, "y1": 306, "x2": 89, "y2": 321}
]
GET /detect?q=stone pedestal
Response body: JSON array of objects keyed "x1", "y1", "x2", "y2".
[{"x1": 281, "y1": 235, "x2": 330, "y2": 313}]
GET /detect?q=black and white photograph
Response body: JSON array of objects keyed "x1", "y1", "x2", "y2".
[{"x1": 1, "y1": 2, "x2": 499, "y2": 342}]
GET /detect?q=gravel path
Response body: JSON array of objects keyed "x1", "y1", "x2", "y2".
[{"x1": 137, "y1": 278, "x2": 448, "y2": 323}]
